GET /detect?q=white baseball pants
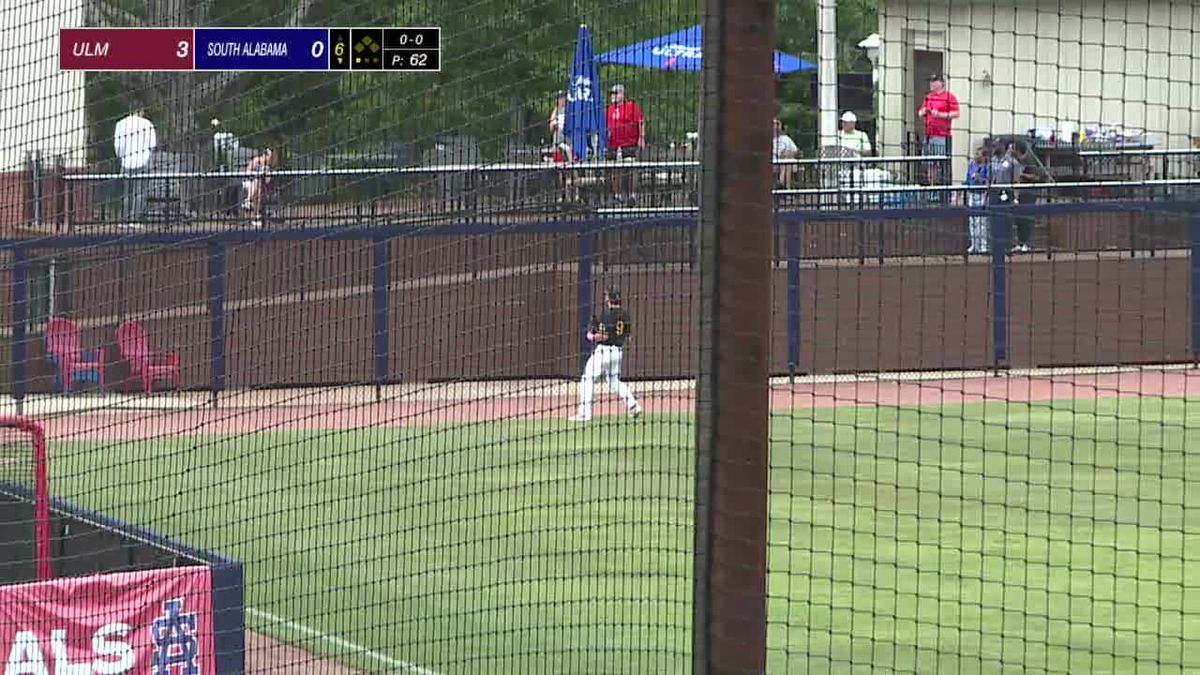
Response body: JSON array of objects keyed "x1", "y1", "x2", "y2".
[{"x1": 577, "y1": 345, "x2": 639, "y2": 419}]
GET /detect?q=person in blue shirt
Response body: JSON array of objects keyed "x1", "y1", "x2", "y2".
[{"x1": 965, "y1": 146, "x2": 990, "y2": 254}]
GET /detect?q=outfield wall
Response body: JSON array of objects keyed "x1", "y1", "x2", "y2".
[{"x1": 4, "y1": 220, "x2": 1194, "y2": 394}]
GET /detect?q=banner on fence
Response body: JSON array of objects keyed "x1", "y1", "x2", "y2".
[{"x1": 0, "y1": 566, "x2": 215, "y2": 675}]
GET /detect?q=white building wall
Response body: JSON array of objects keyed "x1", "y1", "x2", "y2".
[
  {"x1": 0, "y1": 0, "x2": 87, "y2": 171},
  {"x1": 878, "y1": 0, "x2": 1200, "y2": 180}
]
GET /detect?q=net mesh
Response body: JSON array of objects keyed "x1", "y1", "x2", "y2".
[
  {"x1": 0, "y1": 0, "x2": 1197, "y2": 672},
  {"x1": 765, "y1": 0, "x2": 1200, "y2": 672},
  {"x1": 0, "y1": 419, "x2": 49, "y2": 584},
  {"x1": 0, "y1": 425, "x2": 36, "y2": 490}
]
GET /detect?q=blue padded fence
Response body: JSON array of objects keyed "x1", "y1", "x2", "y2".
[{"x1": 3, "y1": 199, "x2": 1199, "y2": 402}]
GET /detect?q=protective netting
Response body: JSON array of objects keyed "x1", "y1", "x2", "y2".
[
  {"x1": 4, "y1": 0, "x2": 704, "y2": 673},
  {"x1": 0, "y1": 419, "x2": 49, "y2": 584},
  {"x1": 766, "y1": 0, "x2": 1200, "y2": 673},
  {"x1": 0, "y1": 0, "x2": 1197, "y2": 672},
  {"x1": 0, "y1": 424, "x2": 36, "y2": 488}
]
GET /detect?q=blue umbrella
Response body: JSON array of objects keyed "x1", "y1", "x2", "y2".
[
  {"x1": 563, "y1": 24, "x2": 607, "y2": 162},
  {"x1": 596, "y1": 24, "x2": 815, "y2": 74}
]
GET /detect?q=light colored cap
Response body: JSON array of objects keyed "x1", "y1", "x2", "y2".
[{"x1": 840, "y1": 111, "x2": 857, "y2": 123}]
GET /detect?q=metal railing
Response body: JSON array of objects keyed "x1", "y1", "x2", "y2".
[{"x1": 25, "y1": 149, "x2": 1200, "y2": 231}]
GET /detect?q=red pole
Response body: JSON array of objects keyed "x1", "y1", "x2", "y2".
[{"x1": 0, "y1": 416, "x2": 52, "y2": 581}]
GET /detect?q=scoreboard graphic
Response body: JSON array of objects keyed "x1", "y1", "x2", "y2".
[{"x1": 59, "y1": 27, "x2": 441, "y2": 72}]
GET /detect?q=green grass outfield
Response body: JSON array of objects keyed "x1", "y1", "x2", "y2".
[{"x1": 51, "y1": 397, "x2": 1200, "y2": 674}]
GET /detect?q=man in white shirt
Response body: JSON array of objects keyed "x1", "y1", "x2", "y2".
[
  {"x1": 113, "y1": 105, "x2": 157, "y2": 226},
  {"x1": 837, "y1": 111, "x2": 872, "y2": 156},
  {"x1": 772, "y1": 118, "x2": 799, "y2": 188}
]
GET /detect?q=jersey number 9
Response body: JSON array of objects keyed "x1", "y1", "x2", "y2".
[{"x1": 615, "y1": 320, "x2": 625, "y2": 336}]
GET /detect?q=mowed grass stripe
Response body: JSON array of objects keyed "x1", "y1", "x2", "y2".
[
  {"x1": 48, "y1": 397, "x2": 1200, "y2": 674},
  {"x1": 769, "y1": 398, "x2": 1197, "y2": 674}
]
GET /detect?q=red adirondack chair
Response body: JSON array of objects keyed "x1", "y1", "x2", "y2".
[
  {"x1": 116, "y1": 321, "x2": 181, "y2": 393},
  {"x1": 45, "y1": 317, "x2": 105, "y2": 393}
]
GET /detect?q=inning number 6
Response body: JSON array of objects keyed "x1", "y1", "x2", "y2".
[{"x1": 176, "y1": 41, "x2": 189, "y2": 58}]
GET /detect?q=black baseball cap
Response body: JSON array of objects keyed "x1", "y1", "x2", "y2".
[
  {"x1": 605, "y1": 287, "x2": 621, "y2": 302},
  {"x1": 928, "y1": 73, "x2": 944, "y2": 82}
]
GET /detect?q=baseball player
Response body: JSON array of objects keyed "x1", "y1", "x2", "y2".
[{"x1": 571, "y1": 288, "x2": 642, "y2": 422}]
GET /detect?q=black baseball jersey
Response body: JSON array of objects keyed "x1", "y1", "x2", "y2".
[{"x1": 592, "y1": 307, "x2": 632, "y2": 347}]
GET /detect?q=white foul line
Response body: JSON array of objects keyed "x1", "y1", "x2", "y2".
[{"x1": 247, "y1": 606, "x2": 439, "y2": 675}]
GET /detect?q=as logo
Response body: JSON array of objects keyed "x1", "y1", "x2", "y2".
[
  {"x1": 569, "y1": 75, "x2": 592, "y2": 103},
  {"x1": 150, "y1": 599, "x2": 198, "y2": 675}
]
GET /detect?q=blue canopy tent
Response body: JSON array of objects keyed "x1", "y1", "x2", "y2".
[
  {"x1": 595, "y1": 24, "x2": 815, "y2": 74},
  {"x1": 563, "y1": 25, "x2": 607, "y2": 161},
  {"x1": 594, "y1": 24, "x2": 814, "y2": 151}
]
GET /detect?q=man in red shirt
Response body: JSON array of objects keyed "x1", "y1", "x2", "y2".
[
  {"x1": 917, "y1": 73, "x2": 960, "y2": 186},
  {"x1": 606, "y1": 83, "x2": 645, "y2": 205}
]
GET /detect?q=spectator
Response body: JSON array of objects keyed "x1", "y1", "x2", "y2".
[
  {"x1": 917, "y1": 74, "x2": 959, "y2": 185},
  {"x1": 1012, "y1": 141, "x2": 1045, "y2": 253},
  {"x1": 113, "y1": 104, "x2": 157, "y2": 228},
  {"x1": 773, "y1": 119, "x2": 799, "y2": 188},
  {"x1": 837, "y1": 111, "x2": 872, "y2": 156},
  {"x1": 242, "y1": 147, "x2": 275, "y2": 228},
  {"x1": 548, "y1": 90, "x2": 577, "y2": 202},
  {"x1": 987, "y1": 140, "x2": 1019, "y2": 252},
  {"x1": 965, "y1": 146, "x2": 989, "y2": 254},
  {"x1": 549, "y1": 90, "x2": 571, "y2": 161},
  {"x1": 605, "y1": 83, "x2": 645, "y2": 205}
]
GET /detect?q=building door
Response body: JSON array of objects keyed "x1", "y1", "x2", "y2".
[{"x1": 910, "y1": 49, "x2": 944, "y2": 152}]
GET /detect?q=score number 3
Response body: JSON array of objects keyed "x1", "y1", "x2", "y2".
[{"x1": 176, "y1": 40, "x2": 189, "y2": 58}]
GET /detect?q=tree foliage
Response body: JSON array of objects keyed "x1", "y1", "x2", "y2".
[
  {"x1": 777, "y1": 0, "x2": 879, "y2": 151},
  {"x1": 85, "y1": 0, "x2": 876, "y2": 164}
]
